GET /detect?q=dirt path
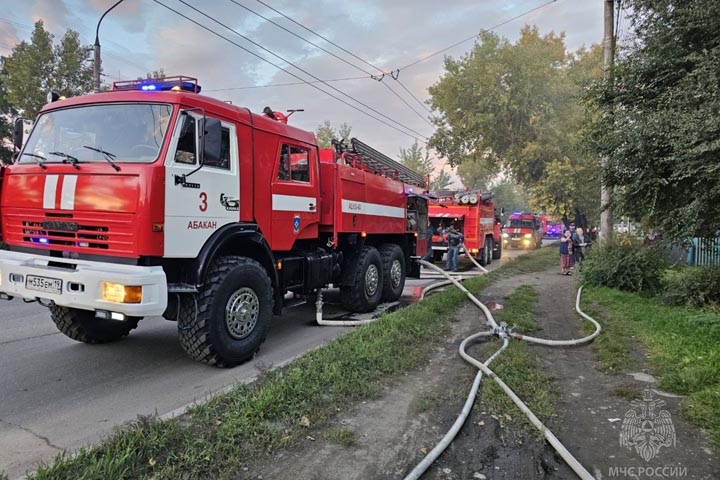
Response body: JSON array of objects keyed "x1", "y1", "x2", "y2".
[{"x1": 244, "y1": 268, "x2": 719, "y2": 480}]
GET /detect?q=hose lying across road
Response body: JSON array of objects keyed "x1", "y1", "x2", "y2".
[{"x1": 404, "y1": 258, "x2": 601, "y2": 480}]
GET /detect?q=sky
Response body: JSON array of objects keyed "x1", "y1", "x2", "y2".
[{"x1": 0, "y1": 0, "x2": 605, "y2": 184}]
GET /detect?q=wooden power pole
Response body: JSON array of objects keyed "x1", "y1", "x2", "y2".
[{"x1": 600, "y1": 0, "x2": 615, "y2": 243}]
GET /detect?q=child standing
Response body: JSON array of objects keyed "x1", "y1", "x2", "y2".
[{"x1": 560, "y1": 230, "x2": 573, "y2": 275}]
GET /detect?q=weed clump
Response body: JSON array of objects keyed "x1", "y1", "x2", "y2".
[{"x1": 580, "y1": 244, "x2": 666, "y2": 294}]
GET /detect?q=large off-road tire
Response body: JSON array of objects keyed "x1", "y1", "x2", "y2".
[
  {"x1": 433, "y1": 250, "x2": 444, "y2": 263},
  {"x1": 178, "y1": 256, "x2": 272, "y2": 367},
  {"x1": 477, "y1": 242, "x2": 489, "y2": 267},
  {"x1": 485, "y1": 238, "x2": 494, "y2": 265},
  {"x1": 49, "y1": 305, "x2": 141, "y2": 343},
  {"x1": 492, "y1": 237, "x2": 502, "y2": 260},
  {"x1": 379, "y1": 243, "x2": 406, "y2": 302},
  {"x1": 340, "y1": 246, "x2": 383, "y2": 313}
]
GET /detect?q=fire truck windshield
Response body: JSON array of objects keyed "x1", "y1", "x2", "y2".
[
  {"x1": 506, "y1": 219, "x2": 534, "y2": 229},
  {"x1": 20, "y1": 103, "x2": 173, "y2": 165}
]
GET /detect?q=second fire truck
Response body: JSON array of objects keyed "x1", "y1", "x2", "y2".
[{"x1": 428, "y1": 191, "x2": 502, "y2": 266}]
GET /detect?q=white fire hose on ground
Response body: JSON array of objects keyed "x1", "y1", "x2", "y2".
[{"x1": 404, "y1": 260, "x2": 601, "y2": 480}]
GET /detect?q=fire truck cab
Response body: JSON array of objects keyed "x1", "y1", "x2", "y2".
[
  {"x1": 0, "y1": 76, "x2": 427, "y2": 366},
  {"x1": 428, "y1": 191, "x2": 502, "y2": 266},
  {"x1": 502, "y1": 212, "x2": 545, "y2": 249}
]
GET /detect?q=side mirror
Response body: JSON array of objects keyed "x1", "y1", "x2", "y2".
[
  {"x1": 13, "y1": 118, "x2": 23, "y2": 150},
  {"x1": 200, "y1": 117, "x2": 222, "y2": 166}
]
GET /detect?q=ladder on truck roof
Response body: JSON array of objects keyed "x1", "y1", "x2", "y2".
[{"x1": 339, "y1": 138, "x2": 427, "y2": 189}]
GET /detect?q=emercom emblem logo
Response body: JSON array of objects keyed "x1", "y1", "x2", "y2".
[{"x1": 620, "y1": 389, "x2": 677, "y2": 462}]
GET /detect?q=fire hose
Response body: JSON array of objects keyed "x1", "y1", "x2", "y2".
[{"x1": 404, "y1": 259, "x2": 600, "y2": 480}]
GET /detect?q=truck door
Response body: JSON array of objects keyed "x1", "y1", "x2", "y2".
[
  {"x1": 270, "y1": 142, "x2": 320, "y2": 251},
  {"x1": 164, "y1": 111, "x2": 240, "y2": 258}
]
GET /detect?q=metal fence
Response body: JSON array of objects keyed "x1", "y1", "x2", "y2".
[{"x1": 688, "y1": 237, "x2": 720, "y2": 267}]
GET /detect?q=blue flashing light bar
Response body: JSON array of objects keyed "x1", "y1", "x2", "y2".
[{"x1": 112, "y1": 75, "x2": 201, "y2": 93}]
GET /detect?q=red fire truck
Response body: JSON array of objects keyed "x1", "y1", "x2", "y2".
[
  {"x1": 502, "y1": 212, "x2": 545, "y2": 249},
  {"x1": 428, "y1": 191, "x2": 502, "y2": 266},
  {"x1": 0, "y1": 76, "x2": 429, "y2": 366}
]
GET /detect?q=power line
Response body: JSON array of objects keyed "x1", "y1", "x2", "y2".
[
  {"x1": 153, "y1": 0, "x2": 428, "y2": 142},
  {"x1": 250, "y1": 0, "x2": 435, "y2": 121},
  {"x1": 396, "y1": 0, "x2": 559, "y2": 71},
  {"x1": 205, "y1": 76, "x2": 368, "y2": 92},
  {"x1": 227, "y1": 0, "x2": 433, "y2": 127}
]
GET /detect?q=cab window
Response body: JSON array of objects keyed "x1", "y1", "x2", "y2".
[
  {"x1": 175, "y1": 115, "x2": 196, "y2": 165},
  {"x1": 277, "y1": 144, "x2": 310, "y2": 183},
  {"x1": 204, "y1": 126, "x2": 231, "y2": 170}
]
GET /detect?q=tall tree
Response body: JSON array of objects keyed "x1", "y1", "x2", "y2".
[
  {"x1": 315, "y1": 120, "x2": 352, "y2": 148},
  {"x1": 0, "y1": 59, "x2": 16, "y2": 164},
  {"x1": 3, "y1": 21, "x2": 93, "y2": 118},
  {"x1": 588, "y1": 0, "x2": 720, "y2": 240},
  {"x1": 428, "y1": 26, "x2": 603, "y2": 224},
  {"x1": 398, "y1": 140, "x2": 434, "y2": 177},
  {"x1": 430, "y1": 170, "x2": 453, "y2": 192}
]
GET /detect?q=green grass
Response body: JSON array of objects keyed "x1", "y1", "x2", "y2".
[
  {"x1": 490, "y1": 244, "x2": 559, "y2": 277},
  {"x1": 474, "y1": 286, "x2": 557, "y2": 435},
  {"x1": 28, "y1": 248, "x2": 556, "y2": 480},
  {"x1": 583, "y1": 287, "x2": 720, "y2": 445},
  {"x1": 327, "y1": 426, "x2": 356, "y2": 447}
]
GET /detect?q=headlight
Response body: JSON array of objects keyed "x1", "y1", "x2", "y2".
[
  {"x1": 524, "y1": 233, "x2": 533, "y2": 238},
  {"x1": 502, "y1": 233, "x2": 509, "y2": 238},
  {"x1": 102, "y1": 282, "x2": 142, "y2": 303}
]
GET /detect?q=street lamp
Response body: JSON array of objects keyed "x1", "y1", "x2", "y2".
[{"x1": 94, "y1": 0, "x2": 126, "y2": 92}]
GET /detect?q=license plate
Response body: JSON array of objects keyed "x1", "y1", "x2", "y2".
[{"x1": 25, "y1": 275, "x2": 63, "y2": 295}]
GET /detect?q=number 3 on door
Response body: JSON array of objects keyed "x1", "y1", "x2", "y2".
[{"x1": 199, "y1": 192, "x2": 208, "y2": 212}]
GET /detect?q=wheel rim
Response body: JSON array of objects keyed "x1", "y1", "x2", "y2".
[
  {"x1": 390, "y1": 259, "x2": 402, "y2": 288},
  {"x1": 365, "y1": 264, "x2": 379, "y2": 297},
  {"x1": 225, "y1": 287, "x2": 259, "y2": 340}
]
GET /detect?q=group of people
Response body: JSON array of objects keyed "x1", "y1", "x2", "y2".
[
  {"x1": 421, "y1": 222, "x2": 464, "y2": 272},
  {"x1": 559, "y1": 224, "x2": 592, "y2": 275}
]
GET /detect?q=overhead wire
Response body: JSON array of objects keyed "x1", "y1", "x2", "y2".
[
  {"x1": 251, "y1": 0, "x2": 435, "y2": 121},
  {"x1": 152, "y1": 0, "x2": 428, "y2": 142},
  {"x1": 226, "y1": 0, "x2": 433, "y2": 128},
  {"x1": 173, "y1": 0, "x2": 429, "y2": 140},
  {"x1": 395, "y1": 0, "x2": 559, "y2": 71},
  {"x1": 205, "y1": 76, "x2": 368, "y2": 92}
]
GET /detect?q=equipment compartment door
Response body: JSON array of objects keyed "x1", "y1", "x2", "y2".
[
  {"x1": 271, "y1": 142, "x2": 320, "y2": 251},
  {"x1": 164, "y1": 112, "x2": 240, "y2": 258}
]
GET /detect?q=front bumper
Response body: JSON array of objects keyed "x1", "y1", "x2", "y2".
[{"x1": 0, "y1": 250, "x2": 167, "y2": 316}]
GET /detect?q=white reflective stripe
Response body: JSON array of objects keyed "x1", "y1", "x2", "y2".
[
  {"x1": 341, "y1": 199, "x2": 405, "y2": 219},
  {"x1": 272, "y1": 194, "x2": 317, "y2": 212},
  {"x1": 480, "y1": 217, "x2": 494, "y2": 225},
  {"x1": 60, "y1": 175, "x2": 78, "y2": 210},
  {"x1": 43, "y1": 175, "x2": 59, "y2": 209}
]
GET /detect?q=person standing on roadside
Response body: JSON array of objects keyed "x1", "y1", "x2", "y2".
[
  {"x1": 421, "y1": 220, "x2": 435, "y2": 263},
  {"x1": 445, "y1": 226, "x2": 464, "y2": 272},
  {"x1": 568, "y1": 222, "x2": 577, "y2": 269},
  {"x1": 572, "y1": 227, "x2": 591, "y2": 265},
  {"x1": 560, "y1": 229, "x2": 573, "y2": 275}
]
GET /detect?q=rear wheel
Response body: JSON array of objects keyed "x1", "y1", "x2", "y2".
[
  {"x1": 433, "y1": 250, "x2": 444, "y2": 263},
  {"x1": 380, "y1": 243, "x2": 405, "y2": 302},
  {"x1": 340, "y1": 246, "x2": 383, "y2": 313},
  {"x1": 485, "y1": 238, "x2": 494, "y2": 265},
  {"x1": 492, "y1": 237, "x2": 502, "y2": 260},
  {"x1": 477, "y1": 242, "x2": 488, "y2": 267},
  {"x1": 178, "y1": 256, "x2": 272, "y2": 367},
  {"x1": 49, "y1": 306, "x2": 141, "y2": 343}
]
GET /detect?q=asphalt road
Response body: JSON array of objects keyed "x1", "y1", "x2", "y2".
[{"x1": 0, "y1": 243, "x2": 545, "y2": 479}]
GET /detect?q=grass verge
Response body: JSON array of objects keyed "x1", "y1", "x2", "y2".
[
  {"x1": 475, "y1": 286, "x2": 557, "y2": 435},
  {"x1": 28, "y1": 248, "x2": 555, "y2": 480},
  {"x1": 489, "y1": 243, "x2": 559, "y2": 277},
  {"x1": 583, "y1": 287, "x2": 720, "y2": 445}
]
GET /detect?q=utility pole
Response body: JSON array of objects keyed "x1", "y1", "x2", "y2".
[
  {"x1": 599, "y1": 0, "x2": 615, "y2": 243},
  {"x1": 94, "y1": 0, "x2": 125, "y2": 92}
]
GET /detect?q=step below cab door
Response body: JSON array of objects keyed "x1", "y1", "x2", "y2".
[{"x1": 270, "y1": 142, "x2": 320, "y2": 251}]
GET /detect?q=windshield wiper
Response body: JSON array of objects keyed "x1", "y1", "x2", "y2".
[
  {"x1": 83, "y1": 145, "x2": 120, "y2": 172},
  {"x1": 49, "y1": 151, "x2": 80, "y2": 170},
  {"x1": 20, "y1": 152, "x2": 48, "y2": 170}
]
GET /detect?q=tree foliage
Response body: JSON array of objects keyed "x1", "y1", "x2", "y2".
[
  {"x1": 398, "y1": 140, "x2": 433, "y2": 177},
  {"x1": 587, "y1": 0, "x2": 720, "y2": 240},
  {"x1": 428, "y1": 26, "x2": 603, "y2": 224},
  {"x1": 430, "y1": 169, "x2": 453, "y2": 192},
  {"x1": 0, "y1": 59, "x2": 16, "y2": 164},
  {"x1": 315, "y1": 120, "x2": 352, "y2": 149},
  {"x1": 3, "y1": 21, "x2": 93, "y2": 118}
]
